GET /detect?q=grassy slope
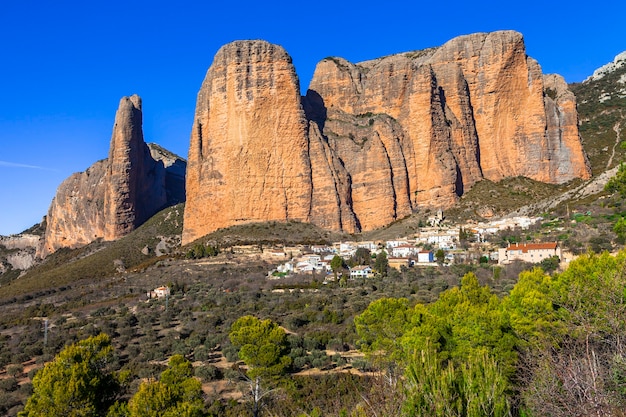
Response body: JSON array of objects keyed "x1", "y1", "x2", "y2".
[
  {"x1": 570, "y1": 65, "x2": 626, "y2": 175},
  {"x1": 0, "y1": 204, "x2": 184, "y2": 299}
]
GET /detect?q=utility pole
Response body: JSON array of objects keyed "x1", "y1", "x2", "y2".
[{"x1": 44, "y1": 319, "x2": 49, "y2": 346}]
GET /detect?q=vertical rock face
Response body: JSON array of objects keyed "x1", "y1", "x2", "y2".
[
  {"x1": 306, "y1": 31, "x2": 591, "y2": 209},
  {"x1": 104, "y1": 95, "x2": 167, "y2": 240},
  {"x1": 39, "y1": 95, "x2": 186, "y2": 257},
  {"x1": 183, "y1": 32, "x2": 591, "y2": 241},
  {"x1": 543, "y1": 74, "x2": 591, "y2": 180},
  {"x1": 182, "y1": 41, "x2": 314, "y2": 244},
  {"x1": 38, "y1": 161, "x2": 108, "y2": 257}
]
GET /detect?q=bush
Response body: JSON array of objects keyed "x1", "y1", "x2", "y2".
[
  {"x1": 293, "y1": 356, "x2": 309, "y2": 370},
  {"x1": 6, "y1": 364, "x2": 23, "y2": 378},
  {"x1": 222, "y1": 344, "x2": 239, "y2": 363},
  {"x1": 0, "y1": 377, "x2": 18, "y2": 392},
  {"x1": 195, "y1": 365, "x2": 222, "y2": 382},
  {"x1": 352, "y1": 358, "x2": 373, "y2": 372}
]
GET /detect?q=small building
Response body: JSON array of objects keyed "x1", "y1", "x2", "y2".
[
  {"x1": 350, "y1": 265, "x2": 373, "y2": 279},
  {"x1": 427, "y1": 233, "x2": 456, "y2": 249},
  {"x1": 311, "y1": 245, "x2": 334, "y2": 254},
  {"x1": 498, "y1": 242, "x2": 561, "y2": 265},
  {"x1": 147, "y1": 286, "x2": 170, "y2": 299},
  {"x1": 339, "y1": 242, "x2": 357, "y2": 258},
  {"x1": 386, "y1": 240, "x2": 409, "y2": 250},
  {"x1": 388, "y1": 257, "x2": 410, "y2": 270},
  {"x1": 357, "y1": 241, "x2": 379, "y2": 252},
  {"x1": 417, "y1": 250, "x2": 434, "y2": 264},
  {"x1": 276, "y1": 261, "x2": 295, "y2": 273},
  {"x1": 391, "y1": 244, "x2": 419, "y2": 258}
]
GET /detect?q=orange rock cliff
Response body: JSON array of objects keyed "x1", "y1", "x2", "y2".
[
  {"x1": 38, "y1": 95, "x2": 186, "y2": 257},
  {"x1": 182, "y1": 31, "x2": 591, "y2": 244}
]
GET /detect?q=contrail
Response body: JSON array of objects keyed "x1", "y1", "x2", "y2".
[{"x1": 0, "y1": 161, "x2": 57, "y2": 171}]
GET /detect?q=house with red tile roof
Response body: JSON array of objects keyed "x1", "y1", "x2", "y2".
[{"x1": 498, "y1": 242, "x2": 561, "y2": 265}]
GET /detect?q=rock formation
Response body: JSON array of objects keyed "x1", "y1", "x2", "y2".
[
  {"x1": 183, "y1": 41, "x2": 315, "y2": 244},
  {"x1": 38, "y1": 95, "x2": 186, "y2": 257},
  {"x1": 180, "y1": 32, "x2": 591, "y2": 242},
  {"x1": 0, "y1": 234, "x2": 41, "y2": 273}
]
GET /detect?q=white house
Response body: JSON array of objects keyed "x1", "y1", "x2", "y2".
[
  {"x1": 357, "y1": 241, "x2": 378, "y2": 251},
  {"x1": 311, "y1": 245, "x2": 334, "y2": 254},
  {"x1": 276, "y1": 261, "x2": 295, "y2": 273},
  {"x1": 417, "y1": 250, "x2": 434, "y2": 263},
  {"x1": 386, "y1": 240, "x2": 409, "y2": 249},
  {"x1": 392, "y1": 244, "x2": 419, "y2": 258},
  {"x1": 147, "y1": 286, "x2": 170, "y2": 299},
  {"x1": 339, "y1": 242, "x2": 357, "y2": 258},
  {"x1": 350, "y1": 265, "x2": 373, "y2": 279},
  {"x1": 427, "y1": 233, "x2": 456, "y2": 249}
]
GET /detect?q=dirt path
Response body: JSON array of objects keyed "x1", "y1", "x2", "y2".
[
  {"x1": 507, "y1": 165, "x2": 619, "y2": 217},
  {"x1": 607, "y1": 120, "x2": 623, "y2": 169}
]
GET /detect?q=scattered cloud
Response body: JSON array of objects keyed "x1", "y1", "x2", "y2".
[{"x1": 0, "y1": 161, "x2": 57, "y2": 171}]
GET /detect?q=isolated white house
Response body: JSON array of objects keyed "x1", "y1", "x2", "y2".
[
  {"x1": 147, "y1": 286, "x2": 170, "y2": 299},
  {"x1": 350, "y1": 265, "x2": 373, "y2": 279}
]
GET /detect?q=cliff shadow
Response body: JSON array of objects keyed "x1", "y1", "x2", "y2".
[
  {"x1": 165, "y1": 159, "x2": 187, "y2": 205},
  {"x1": 302, "y1": 89, "x2": 327, "y2": 131}
]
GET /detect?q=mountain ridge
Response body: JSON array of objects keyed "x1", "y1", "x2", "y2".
[{"x1": 182, "y1": 30, "x2": 591, "y2": 243}]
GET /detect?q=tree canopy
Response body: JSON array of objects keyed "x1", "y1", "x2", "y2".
[
  {"x1": 127, "y1": 355, "x2": 204, "y2": 417},
  {"x1": 229, "y1": 315, "x2": 291, "y2": 378},
  {"x1": 19, "y1": 333, "x2": 119, "y2": 417}
]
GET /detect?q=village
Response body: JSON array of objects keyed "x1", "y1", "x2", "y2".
[{"x1": 261, "y1": 212, "x2": 565, "y2": 282}]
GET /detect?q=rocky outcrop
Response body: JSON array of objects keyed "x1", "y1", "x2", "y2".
[
  {"x1": 543, "y1": 74, "x2": 591, "y2": 181},
  {"x1": 38, "y1": 160, "x2": 108, "y2": 257},
  {"x1": 183, "y1": 41, "x2": 314, "y2": 244},
  {"x1": 307, "y1": 31, "x2": 591, "y2": 207},
  {"x1": 39, "y1": 96, "x2": 186, "y2": 257},
  {"x1": 182, "y1": 32, "x2": 592, "y2": 242},
  {"x1": 0, "y1": 234, "x2": 40, "y2": 272},
  {"x1": 104, "y1": 95, "x2": 168, "y2": 240},
  {"x1": 585, "y1": 51, "x2": 626, "y2": 82}
]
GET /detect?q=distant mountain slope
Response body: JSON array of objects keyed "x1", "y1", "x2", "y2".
[
  {"x1": 1, "y1": 203, "x2": 184, "y2": 299},
  {"x1": 571, "y1": 52, "x2": 626, "y2": 175}
]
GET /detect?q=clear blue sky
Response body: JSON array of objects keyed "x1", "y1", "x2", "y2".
[{"x1": 1, "y1": 0, "x2": 624, "y2": 235}]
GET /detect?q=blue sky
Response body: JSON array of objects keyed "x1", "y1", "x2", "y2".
[{"x1": 1, "y1": 0, "x2": 625, "y2": 235}]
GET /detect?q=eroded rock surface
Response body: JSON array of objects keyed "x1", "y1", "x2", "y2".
[
  {"x1": 180, "y1": 32, "x2": 591, "y2": 241},
  {"x1": 39, "y1": 96, "x2": 186, "y2": 257}
]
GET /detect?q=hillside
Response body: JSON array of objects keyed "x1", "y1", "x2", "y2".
[{"x1": 571, "y1": 51, "x2": 626, "y2": 174}]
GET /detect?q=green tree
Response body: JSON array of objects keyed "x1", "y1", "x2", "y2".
[
  {"x1": 412, "y1": 273, "x2": 518, "y2": 374},
  {"x1": 519, "y1": 251, "x2": 626, "y2": 416},
  {"x1": 614, "y1": 217, "x2": 626, "y2": 244},
  {"x1": 435, "y1": 249, "x2": 446, "y2": 265},
  {"x1": 352, "y1": 247, "x2": 371, "y2": 266},
  {"x1": 539, "y1": 255, "x2": 561, "y2": 273},
  {"x1": 20, "y1": 333, "x2": 120, "y2": 417},
  {"x1": 503, "y1": 268, "x2": 563, "y2": 348},
  {"x1": 354, "y1": 298, "x2": 414, "y2": 366},
  {"x1": 330, "y1": 255, "x2": 344, "y2": 280},
  {"x1": 605, "y1": 162, "x2": 626, "y2": 198},
  {"x1": 403, "y1": 344, "x2": 510, "y2": 417},
  {"x1": 374, "y1": 250, "x2": 389, "y2": 278},
  {"x1": 127, "y1": 354, "x2": 204, "y2": 417},
  {"x1": 229, "y1": 316, "x2": 292, "y2": 417},
  {"x1": 354, "y1": 273, "x2": 519, "y2": 415},
  {"x1": 229, "y1": 316, "x2": 291, "y2": 378}
]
